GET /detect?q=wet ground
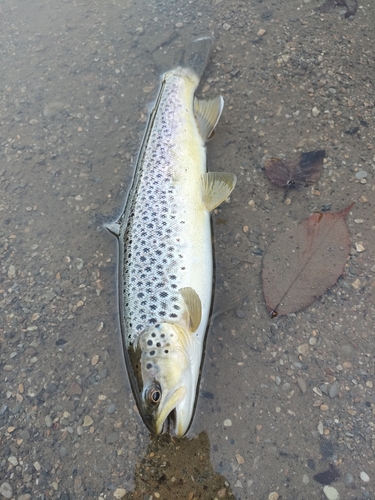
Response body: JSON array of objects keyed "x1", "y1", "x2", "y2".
[{"x1": 1, "y1": 0, "x2": 374, "y2": 499}]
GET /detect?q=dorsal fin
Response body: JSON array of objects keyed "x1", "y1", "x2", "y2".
[
  {"x1": 201, "y1": 172, "x2": 237, "y2": 211},
  {"x1": 179, "y1": 287, "x2": 202, "y2": 332},
  {"x1": 194, "y1": 96, "x2": 224, "y2": 142}
]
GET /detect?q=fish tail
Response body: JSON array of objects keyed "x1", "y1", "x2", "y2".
[{"x1": 182, "y1": 36, "x2": 212, "y2": 79}]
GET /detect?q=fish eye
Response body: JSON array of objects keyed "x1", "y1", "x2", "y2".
[{"x1": 148, "y1": 387, "x2": 162, "y2": 404}]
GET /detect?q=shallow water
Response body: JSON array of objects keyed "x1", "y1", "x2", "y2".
[{"x1": 1, "y1": 0, "x2": 375, "y2": 499}]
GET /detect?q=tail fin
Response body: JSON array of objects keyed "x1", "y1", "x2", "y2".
[{"x1": 182, "y1": 37, "x2": 212, "y2": 79}]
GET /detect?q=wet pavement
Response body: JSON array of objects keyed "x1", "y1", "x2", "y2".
[{"x1": 1, "y1": 0, "x2": 374, "y2": 499}]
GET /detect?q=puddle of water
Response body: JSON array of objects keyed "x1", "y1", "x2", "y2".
[{"x1": 1, "y1": 0, "x2": 374, "y2": 499}]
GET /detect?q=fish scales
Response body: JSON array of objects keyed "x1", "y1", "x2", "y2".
[{"x1": 123, "y1": 68, "x2": 207, "y2": 343}]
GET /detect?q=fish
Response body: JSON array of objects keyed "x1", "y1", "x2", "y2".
[{"x1": 106, "y1": 37, "x2": 236, "y2": 437}]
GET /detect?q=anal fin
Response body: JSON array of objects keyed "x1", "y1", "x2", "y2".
[
  {"x1": 201, "y1": 172, "x2": 237, "y2": 211},
  {"x1": 180, "y1": 287, "x2": 202, "y2": 333}
]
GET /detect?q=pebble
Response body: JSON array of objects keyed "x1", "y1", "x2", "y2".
[
  {"x1": 222, "y1": 23, "x2": 231, "y2": 31},
  {"x1": 113, "y1": 488, "x2": 126, "y2": 499},
  {"x1": 8, "y1": 455, "x2": 18, "y2": 466},
  {"x1": 60, "y1": 446, "x2": 68, "y2": 458},
  {"x1": 317, "y1": 421, "x2": 324, "y2": 435},
  {"x1": 223, "y1": 419, "x2": 232, "y2": 427},
  {"x1": 297, "y1": 377, "x2": 307, "y2": 394},
  {"x1": 355, "y1": 170, "x2": 368, "y2": 180},
  {"x1": 312, "y1": 106, "x2": 320, "y2": 117},
  {"x1": 343, "y1": 472, "x2": 354, "y2": 487},
  {"x1": 0, "y1": 482, "x2": 12, "y2": 499},
  {"x1": 355, "y1": 242, "x2": 365, "y2": 253},
  {"x1": 83, "y1": 415, "x2": 94, "y2": 427},
  {"x1": 360, "y1": 471, "x2": 370, "y2": 482},
  {"x1": 323, "y1": 485, "x2": 340, "y2": 500},
  {"x1": 7, "y1": 265, "x2": 16, "y2": 279},
  {"x1": 268, "y1": 492, "x2": 279, "y2": 500},
  {"x1": 297, "y1": 343, "x2": 309, "y2": 356},
  {"x1": 108, "y1": 403, "x2": 116, "y2": 414},
  {"x1": 329, "y1": 382, "x2": 339, "y2": 399},
  {"x1": 45, "y1": 415, "x2": 53, "y2": 427}
]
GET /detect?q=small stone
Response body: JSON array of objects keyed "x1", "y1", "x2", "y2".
[
  {"x1": 302, "y1": 474, "x2": 309, "y2": 485},
  {"x1": 257, "y1": 28, "x2": 266, "y2": 36},
  {"x1": 323, "y1": 485, "x2": 340, "y2": 500},
  {"x1": 83, "y1": 415, "x2": 94, "y2": 427},
  {"x1": 113, "y1": 488, "x2": 126, "y2": 499},
  {"x1": 223, "y1": 419, "x2": 232, "y2": 427},
  {"x1": 68, "y1": 382, "x2": 82, "y2": 396},
  {"x1": 222, "y1": 23, "x2": 231, "y2": 31},
  {"x1": 297, "y1": 377, "x2": 307, "y2": 394},
  {"x1": 108, "y1": 403, "x2": 116, "y2": 414},
  {"x1": 268, "y1": 493, "x2": 279, "y2": 500},
  {"x1": 312, "y1": 106, "x2": 320, "y2": 117},
  {"x1": 34, "y1": 461, "x2": 41, "y2": 471},
  {"x1": 236, "y1": 453, "x2": 244, "y2": 464},
  {"x1": 175, "y1": 22, "x2": 183, "y2": 28},
  {"x1": 59, "y1": 446, "x2": 68, "y2": 458},
  {"x1": 360, "y1": 471, "x2": 369, "y2": 482},
  {"x1": 309, "y1": 336, "x2": 317, "y2": 346},
  {"x1": 355, "y1": 242, "x2": 365, "y2": 253},
  {"x1": 355, "y1": 170, "x2": 367, "y2": 180},
  {"x1": 3, "y1": 365, "x2": 13, "y2": 372},
  {"x1": 45, "y1": 415, "x2": 53, "y2": 427},
  {"x1": 297, "y1": 344, "x2": 309, "y2": 356},
  {"x1": 0, "y1": 482, "x2": 13, "y2": 499},
  {"x1": 317, "y1": 421, "x2": 324, "y2": 435},
  {"x1": 92, "y1": 354, "x2": 99, "y2": 366},
  {"x1": 8, "y1": 455, "x2": 18, "y2": 466},
  {"x1": 7, "y1": 265, "x2": 16, "y2": 279},
  {"x1": 329, "y1": 382, "x2": 339, "y2": 399},
  {"x1": 351, "y1": 278, "x2": 361, "y2": 290},
  {"x1": 343, "y1": 472, "x2": 354, "y2": 487},
  {"x1": 320, "y1": 404, "x2": 329, "y2": 412}
]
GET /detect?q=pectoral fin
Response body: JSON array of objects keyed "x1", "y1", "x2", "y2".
[
  {"x1": 201, "y1": 172, "x2": 237, "y2": 211},
  {"x1": 180, "y1": 287, "x2": 202, "y2": 332},
  {"x1": 194, "y1": 96, "x2": 224, "y2": 142}
]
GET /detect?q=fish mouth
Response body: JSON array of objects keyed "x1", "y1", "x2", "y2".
[
  {"x1": 162, "y1": 408, "x2": 177, "y2": 435},
  {"x1": 155, "y1": 386, "x2": 186, "y2": 436}
]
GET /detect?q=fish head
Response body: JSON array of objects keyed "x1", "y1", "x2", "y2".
[{"x1": 128, "y1": 322, "x2": 199, "y2": 438}]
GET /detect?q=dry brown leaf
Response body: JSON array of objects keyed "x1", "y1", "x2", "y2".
[{"x1": 262, "y1": 203, "x2": 354, "y2": 317}]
